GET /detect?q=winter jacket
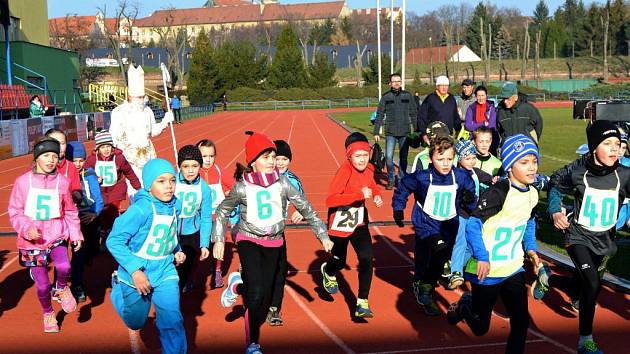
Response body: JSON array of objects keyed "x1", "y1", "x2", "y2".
[
  {"x1": 29, "y1": 102, "x2": 45, "y2": 118},
  {"x1": 212, "y1": 175, "x2": 329, "y2": 244},
  {"x1": 373, "y1": 89, "x2": 418, "y2": 137},
  {"x1": 417, "y1": 91, "x2": 462, "y2": 136},
  {"x1": 496, "y1": 99, "x2": 543, "y2": 144},
  {"x1": 200, "y1": 164, "x2": 234, "y2": 193},
  {"x1": 457, "y1": 94, "x2": 476, "y2": 121},
  {"x1": 392, "y1": 165, "x2": 477, "y2": 239},
  {"x1": 78, "y1": 168, "x2": 104, "y2": 215},
  {"x1": 58, "y1": 158, "x2": 82, "y2": 193},
  {"x1": 464, "y1": 101, "x2": 497, "y2": 132},
  {"x1": 475, "y1": 153, "x2": 502, "y2": 177},
  {"x1": 9, "y1": 169, "x2": 83, "y2": 251},
  {"x1": 106, "y1": 189, "x2": 182, "y2": 288},
  {"x1": 85, "y1": 148, "x2": 141, "y2": 204},
  {"x1": 547, "y1": 154, "x2": 630, "y2": 256},
  {"x1": 176, "y1": 173, "x2": 213, "y2": 248}
]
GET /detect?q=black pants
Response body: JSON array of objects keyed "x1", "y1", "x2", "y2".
[
  {"x1": 270, "y1": 240, "x2": 287, "y2": 310},
  {"x1": 462, "y1": 272, "x2": 529, "y2": 354},
  {"x1": 324, "y1": 226, "x2": 373, "y2": 299},
  {"x1": 173, "y1": 108, "x2": 182, "y2": 123},
  {"x1": 177, "y1": 232, "x2": 200, "y2": 290},
  {"x1": 70, "y1": 217, "x2": 100, "y2": 287},
  {"x1": 414, "y1": 234, "x2": 450, "y2": 285},
  {"x1": 237, "y1": 241, "x2": 281, "y2": 344},
  {"x1": 548, "y1": 244, "x2": 604, "y2": 336}
]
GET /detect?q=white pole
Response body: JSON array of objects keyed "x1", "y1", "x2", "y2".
[
  {"x1": 390, "y1": 0, "x2": 394, "y2": 74},
  {"x1": 401, "y1": 0, "x2": 406, "y2": 90},
  {"x1": 377, "y1": 0, "x2": 382, "y2": 98},
  {"x1": 160, "y1": 63, "x2": 178, "y2": 164}
]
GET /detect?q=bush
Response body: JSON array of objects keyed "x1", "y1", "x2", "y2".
[
  {"x1": 274, "y1": 88, "x2": 322, "y2": 101},
  {"x1": 227, "y1": 87, "x2": 272, "y2": 102}
]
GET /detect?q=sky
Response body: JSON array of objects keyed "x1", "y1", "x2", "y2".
[{"x1": 47, "y1": 0, "x2": 594, "y2": 19}]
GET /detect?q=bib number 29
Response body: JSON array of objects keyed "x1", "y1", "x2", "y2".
[{"x1": 337, "y1": 209, "x2": 359, "y2": 228}]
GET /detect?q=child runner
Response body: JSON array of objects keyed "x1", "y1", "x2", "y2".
[
  {"x1": 320, "y1": 132, "x2": 383, "y2": 318},
  {"x1": 85, "y1": 130, "x2": 141, "y2": 239},
  {"x1": 266, "y1": 139, "x2": 304, "y2": 326},
  {"x1": 410, "y1": 121, "x2": 457, "y2": 173},
  {"x1": 8, "y1": 137, "x2": 82, "y2": 332},
  {"x1": 393, "y1": 136, "x2": 477, "y2": 315},
  {"x1": 212, "y1": 131, "x2": 333, "y2": 354},
  {"x1": 473, "y1": 126, "x2": 503, "y2": 178},
  {"x1": 175, "y1": 145, "x2": 212, "y2": 292},
  {"x1": 197, "y1": 139, "x2": 235, "y2": 288},
  {"x1": 447, "y1": 134, "x2": 543, "y2": 354},
  {"x1": 107, "y1": 158, "x2": 187, "y2": 354},
  {"x1": 446, "y1": 140, "x2": 494, "y2": 289},
  {"x1": 45, "y1": 129, "x2": 82, "y2": 201},
  {"x1": 533, "y1": 120, "x2": 630, "y2": 354},
  {"x1": 67, "y1": 141, "x2": 104, "y2": 302}
]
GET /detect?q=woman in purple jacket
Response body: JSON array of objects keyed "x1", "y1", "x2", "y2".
[{"x1": 465, "y1": 86, "x2": 499, "y2": 153}]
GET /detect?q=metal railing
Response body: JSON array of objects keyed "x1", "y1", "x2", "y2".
[{"x1": 214, "y1": 97, "x2": 379, "y2": 111}]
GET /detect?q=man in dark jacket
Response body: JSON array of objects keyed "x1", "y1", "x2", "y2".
[
  {"x1": 374, "y1": 73, "x2": 418, "y2": 189},
  {"x1": 417, "y1": 75, "x2": 461, "y2": 145},
  {"x1": 496, "y1": 81, "x2": 543, "y2": 144}
]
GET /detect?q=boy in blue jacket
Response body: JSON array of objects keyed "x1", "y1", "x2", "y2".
[
  {"x1": 392, "y1": 136, "x2": 477, "y2": 316},
  {"x1": 175, "y1": 145, "x2": 212, "y2": 292},
  {"x1": 67, "y1": 141, "x2": 104, "y2": 302},
  {"x1": 107, "y1": 158, "x2": 187, "y2": 354},
  {"x1": 447, "y1": 134, "x2": 543, "y2": 354}
]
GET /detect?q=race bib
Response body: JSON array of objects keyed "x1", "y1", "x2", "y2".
[
  {"x1": 95, "y1": 159, "x2": 118, "y2": 187},
  {"x1": 176, "y1": 182, "x2": 202, "y2": 218},
  {"x1": 245, "y1": 183, "x2": 283, "y2": 227},
  {"x1": 135, "y1": 209, "x2": 178, "y2": 260},
  {"x1": 208, "y1": 183, "x2": 225, "y2": 214},
  {"x1": 330, "y1": 206, "x2": 365, "y2": 233}
]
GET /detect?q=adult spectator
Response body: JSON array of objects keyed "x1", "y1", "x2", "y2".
[
  {"x1": 417, "y1": 75, "x2": 461, "y2": 145},
  {"x1": 496, "y1": 81, "x2": 543, "y2": 144},
  {"x1": 457, "y1": 78, "x2": 476, "y2": 121},
  {"x1": 171, "y1": 95, "x2": 182, "y2": 124},
  {"x1": 373, "y1": 73, "x2": 418, "y2": 189},
  {"x1": 464, "y1": 85, "x2": 499, "y2": 154},
  {"x1": 29, "y1": 95, "x2": 47, "y2": 118}
]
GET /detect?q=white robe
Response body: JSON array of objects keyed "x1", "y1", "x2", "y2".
[{"x1": 109, "y1": 101, "x2": 169, "y2": 197}]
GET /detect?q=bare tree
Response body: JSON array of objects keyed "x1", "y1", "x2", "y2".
[
  {"x1": 602, "y1": 5, "x2": 610, "y2": 81},
  {"x1": 99, "y1": 0, "x2": 139, "y2": 86},
  {"x1": 49, "y1": 15, "x2": 91, "y2": 52},
  {"x1": 151, "y1": 8, "x2": 190, "y2": 90},
  {"x1": 480, "y1": 17, "x2": 489, "y2": 82},
  {"x1": 354, "y1": 40, "x2": 368, "y2": 86},
  {"x1": 535, "y1": 29, "x2": 541, "y2": 88},
  {"x1": 520, "y1": 22, "x2": 530, "y2": 81}
]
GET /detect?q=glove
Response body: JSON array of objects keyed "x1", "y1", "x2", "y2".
[
  {"x1": 393, "y1": 210, "x2": 405, "y2": 228},
  {"x1": 162, "y1": 111, "x2": 174, "y2": 124}
]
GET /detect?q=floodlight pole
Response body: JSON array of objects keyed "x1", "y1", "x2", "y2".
[
  {"x1": 401, "y1": 0, "x2": 406, "y2": 90},
  {"x1": 390, "y1": 0, "x2": 394, "y2": 74},
  {"x1": 377, "y1": 0, "x2": 382, "y2": 98}
]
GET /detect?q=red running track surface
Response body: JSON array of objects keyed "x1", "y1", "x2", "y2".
[{"x1": 0, "y1": 109, "x2": 628, "y2": 354}]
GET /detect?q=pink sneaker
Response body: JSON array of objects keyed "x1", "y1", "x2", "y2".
[
  {"x1": 43, "y1": 311, "x2": 59, "y2": 333},
  {"x1": 57, "y1": 286, "x2": 77, "y2": 313}
]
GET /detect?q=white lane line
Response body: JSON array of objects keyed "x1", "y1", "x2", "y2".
[
  {"x1": 285, "y1": 285, "x2": 356, "y2": 354},
  {"x1": 360, "y1": 339, "x2": 545, "y2": 354},
  {"x1": 0, "y1": 255, "x2": 18, "y2": 274},
  {"x1": 371, "y1": 226, "x2": 573, "y2": 354},
  {"x1": 311, "y1": 115, "x2": 341, "y2": 168},
  {"x1": 287, "y1": 114, "x2": 296, "y2": 143},
  {"x1": 128, "y1": 329, "x2": 142, "y2": 354}
]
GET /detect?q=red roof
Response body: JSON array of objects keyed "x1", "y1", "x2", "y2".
[
  {"x1": 134, "y1": 1, "x2": 346, "y2": 27},
  {"x1": 405, "y1": 45, "x2": 467, "y2": 65},
  {"x1": 212, "y1": 0, "x2": 252, "y2": 6},
  {"x1": 48, "y1": 16, "x2": 96, "y2": 36}
]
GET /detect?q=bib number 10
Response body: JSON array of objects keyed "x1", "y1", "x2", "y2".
[
  {"x1": 581, "y1": 195, "x2": 615, "y2": 227},
  {"x1": 432, "y1": 191, "x2": 452, "y2": 218},
  {"x1": 256, "y1": 190, "x2": 272, "y2": 220}
]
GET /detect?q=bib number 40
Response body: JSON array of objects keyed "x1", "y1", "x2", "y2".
[{"x1": 581, "y1": 195, "x2": 616, "y2": 228}]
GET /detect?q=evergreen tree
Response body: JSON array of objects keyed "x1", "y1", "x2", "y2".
[
  {"x1": 187, "y1": 31, "x2": 219, "y2": 104},
  {"x1": 576, "y1": 3, "x2": 602, "y2": 56},
  {"x1": 492, "y1": 25, "x2": 513, "y2": 59},
  {"x1": 308, "y1": 52, "x2": 337, "y2": 88},
  {"x1": 268, "y1": 25, "x2": 308, "y2": 88},
  {"x1": 533, "y1": 0, "x2": 550, "y2": 26},
  {"x1": 609, "y1": 0, "x2": 627, "y2": 55},
  {"x1": 362, "y1": 53, "x2": 391, "y2": 85},
  {"x1": 465, "y1": 2, "x2": 490, "y2": 55},
  {"x1": 308, "y1": 19, "x2": 335, "y2": 45},
  {"x1": 214, "y1": 40, "x2": 266, "y2": 92}
]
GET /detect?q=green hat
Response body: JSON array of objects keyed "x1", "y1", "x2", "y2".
[{"x1": 500, "y1": 82, "x2": 518, "y2": 98}]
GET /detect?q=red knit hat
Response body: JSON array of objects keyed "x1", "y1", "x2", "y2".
[{"x1": 245, "y1": 131, "x2": 276, "y2": 165}]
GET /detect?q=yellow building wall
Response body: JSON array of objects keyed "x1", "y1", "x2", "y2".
[{"x1": 7, "y1": 0, "x2": 49, "y2": 46}]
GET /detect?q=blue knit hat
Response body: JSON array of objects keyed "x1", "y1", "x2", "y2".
[
  {"x1": 455, "y1": 139, "x2": 477, "y2": 159},
  {"x1": 142, "y1": 158, "x2": 176, "y2": 191},
  {"x1": 66, "y1": 141, "x2": 86, "y2": 160},
  {"x1": 501, "y1": 134, "x2": 539, "y2": 171}
]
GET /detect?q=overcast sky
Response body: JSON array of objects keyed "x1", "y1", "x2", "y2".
[{"x1": 47, "y1": 0, "x2": 597, "y2": 19}]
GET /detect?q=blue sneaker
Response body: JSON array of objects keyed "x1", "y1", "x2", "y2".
[
  {"x1": 320, "y1": 262, "x2": 338, "y2": 294},
  {"x1": 412, "y1": 281, "x2": 440, "y2": 316},
  {"x1": 354, "y1": 299, "x2": 374, "y2": 318},
  {"x1": 221, "y1": 272, "x2": 243, "y2": 308},
  {"x1": 578, "y1": 340, "x2": 603, "y2": 354},
  {"x1": 447, "y1": 292, "x2": 471, "y2": 325},
  {"x1": 245, "y1": 343, "x2": 263, "y2": 354},
  {"x1": 531, "y1": 265, "x2": 550, "y2": 300}
]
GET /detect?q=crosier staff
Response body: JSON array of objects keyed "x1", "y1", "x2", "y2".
[{"x1": 160, "y1": 62, "x2": 178, "y2": 163}]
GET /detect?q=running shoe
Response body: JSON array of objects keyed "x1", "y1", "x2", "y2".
[
  {"x1": 412, "y1": 281, "x2": 440, "y2": 316},
  {"x1": 320, "y1": 262, "x2": 338, "y2": 294},
  {"x1": 447, "y1": 271, "x2": 464, "y2": 290},
  {"x1": 220, "y1": 272, "x2": 243, "y2": 308},
  {"x1": 447, "y1": 292, "x2": 471, "y2": 325},
  {"x1": 214, "y1": 269, "x2": 224, "y2": 288},
  {"x1": 245, "y1": 343, "x2": 263, "y2": 354},
  {"x1": 43, "y1": 311, "x2": 59, "y2": 333},
  {"x1": 57, "y1": 286, "x2": 77, "y2": 313},
  {"x1": 354, "y1": 299, "x2": 374, "y2": 318},
  {"x1": 71, "y1": 285, "x2": 87, "y2": 303},
  {"x1": 571, "y1": 298, "x2": 580, "y2": 312},
  {"x1": 578, "y1": 340, "x2": 603, "y2": 354},
  {"x1": 266, "y1": 307, "x2": 284, "y2": 326},
  {"x1": 531, "y1": 265, "x2": 550, "y2": 300}
]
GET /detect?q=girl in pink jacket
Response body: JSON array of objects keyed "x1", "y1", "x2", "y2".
[{"x1": 8, "y1": 137, "x2": 83, "y2": 333}]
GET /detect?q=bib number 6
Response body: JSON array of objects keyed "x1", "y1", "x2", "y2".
[{"x1": 256, "y1": 190, "x2": 272, "y2": 220}]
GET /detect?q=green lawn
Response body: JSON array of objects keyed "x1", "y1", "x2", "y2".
[{"x1": 330, "y1": 107, "x2": 630, "y2": 279}]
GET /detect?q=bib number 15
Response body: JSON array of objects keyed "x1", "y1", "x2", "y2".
[{"x1": 98, "y1": 165, "x2": 115, "y2": 185}]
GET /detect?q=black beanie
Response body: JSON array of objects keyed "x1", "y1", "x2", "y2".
[
  {"x1": 587, "y1": 120, "x2": 621, "y2": 153},
  {"x1": 33, "y1": 137, "x2": 60, "y2": 160},
  {"x1": 177, "y1": 145, "x2": 203, "y2": 167},
  {"x1": 344, "y1": 132, "x2": 369, "y2": 149},
  {"x1": 273, "y1": 140, "x2": 292, "y2": 161}
]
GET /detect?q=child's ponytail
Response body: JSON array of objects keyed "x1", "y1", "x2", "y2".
[{"x1": 234, "y1": 162, "x2": 253, "y2": 180}]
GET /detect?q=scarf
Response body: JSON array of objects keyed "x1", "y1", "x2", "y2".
[
  {"x1": 475, "y1": 102, "x2": 487, "y2": 124},
  {"x1": 243, "y1": 169, "x2": 281, "y2": 187}
]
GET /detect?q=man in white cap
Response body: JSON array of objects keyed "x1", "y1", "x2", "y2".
[
  {"x1": 108, "y1": 64, "x2": 174, "y2": 197},
  {"x1": 417, "y1": 75, "x2": 461, "y2": 145}
]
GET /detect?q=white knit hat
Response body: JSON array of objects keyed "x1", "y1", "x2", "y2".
[
  {"x1": 127, "y1": 65, "x2": 145, "y2": 97},
  {"x1": 435, "y1": 75, "x2": 449, "y2": 86}
]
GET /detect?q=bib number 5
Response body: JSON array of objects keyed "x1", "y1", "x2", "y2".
[
  {"x1": 147, "y1": 224, "x2": 177, "y2": 257},
  {"x1": 36, "y1": 195, "x2": 51, "y2": 221}
]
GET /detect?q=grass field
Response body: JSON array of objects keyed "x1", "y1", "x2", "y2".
[{"x1": 330, "y1": 107, "x2": 630, "y2": 279}]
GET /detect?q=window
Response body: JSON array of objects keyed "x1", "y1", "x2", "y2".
[
  {"x1": 147, "y1": 52, "x2": 154, "y2": 59},
  {"x1": 0, "y1": 16, "x2": 21, "y2": 41}
]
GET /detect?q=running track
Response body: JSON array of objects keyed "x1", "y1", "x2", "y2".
[{"x1": 0, "y1": 109, "x2": 628, "y2": 354}]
